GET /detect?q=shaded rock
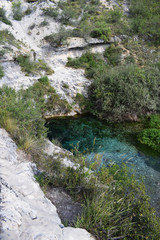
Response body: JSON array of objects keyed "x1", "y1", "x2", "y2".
[{"x1": 46, "y1": 188, "x2": 82, "y2": 226}]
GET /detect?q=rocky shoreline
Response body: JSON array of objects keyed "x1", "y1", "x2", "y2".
[{"x1": 0, "y1": 128, "x2": 94, "y2": 240}]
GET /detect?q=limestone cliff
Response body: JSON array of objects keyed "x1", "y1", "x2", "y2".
[{"x1": 0, "y1": 128, "x2": 95, "y2": 240}]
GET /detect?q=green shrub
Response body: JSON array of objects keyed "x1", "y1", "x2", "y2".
[
  {"x1": 0, "y1": 50, "x2": 6, "y2": 58},
  {"x1": 39, "y1": 20, "x2": 49, "y2": 27},
  {"x1": 40, "y1": 149, "x2": 160, "y2": 240},
  {"x1": 38, "y1": 76, "x2": 49, "y2": 86},
  {"x1": 43, "y1": 7, "x2": 59, "y2": 20},
  {"x1": 148, "y1": 115, "x2": 160, "y2": 129},
  {"x1": 90, "y1": 64, "x2": 160, "y2": 120},
  {"x1": 12, "y1": 1, "x2": 24, "y2": 21},
  {"x1": 0, "y1": 79, "x2": 72, "y2": 148},
  {"x1": 0, "y1": 7, "x2": 12, "y2": 25},
  {"x1": 67, "y1": 52, "x2": 105, "y2": 78},
  {"x1": 104, "y1": 44, "x2": 123, "y2": 66},
  {"x1": 0, "y1": 64, "x2": 4, "y2": 78},
  {"x1": 128, "y1": 0, "x2": 160, "y2": 45},
  {"x1": 44, "y1": 27, "x2": 70, "y2": 47},
  {"x1": 75, "y1": 93, "x2": 90, "y2": 110},
  {"x1": 24, "y1": 7, "x2": 32, "y2": 15},
  {"x1": 138, "y1": 128, "x2": 160, "y2": 152},
  {"x1": 90, "y1": 21, "x2": 111, "y2": 41},
  {"x1": 106, "y1": 7, "x2": 123, "y2": 23},
  {"x1": 137, "y1": 115, "x2": 160, "y2": 152},
  {"x1": 16, "y1": 54, "x2": 54, "y2": 75},
  {"x1": 0, "y1": 30, "x2": 20, "y2": 48},
  {"x1": 67, "y1": 51, "x2": 160, "y2": 120},
  {"x1": 60, "y1": 5, "x2": 79, "y2": 24},
  {"x1": 74, "y1": 163, "x2": 160, "y2": 239}
]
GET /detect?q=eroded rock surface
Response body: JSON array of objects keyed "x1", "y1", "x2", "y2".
[{"x1": 0, "y1": 129, "x2": 95, "y2": 240}]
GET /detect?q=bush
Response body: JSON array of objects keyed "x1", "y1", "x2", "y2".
[
  {"x1": 12, "y1": 1, "x2": 24, "y2": 21},
  {"x1": 138, "y1": 128, "x2": 160, "y2": 152},
  {"x1": 44, "y1": 27, "x2": 71, "y2": 47},
  {"x1": 67, "y1": 52, "x2": 160, "y2": 120},
  {"x1": 0, "y1": 64, "x2": 4, "y2": 78},
  {"x1": 38, "y1": 76, "x2": 49, "y2": 86},
  {"x1": 0, "y1": 86, "x2": 47, "y2": 144},
  {"x1": 90, "y1": 21, "x2": 111, "y2": 41},
  {"x1": 148, "y1": 115, "x2": 160, "y2": 129},
  {"x1": 104, "y1": 44, "x2": 123, "y2": 66},
  {"x1": 43, "y1": 7, "x2": 59, "y2": 20},
  {"x1": 39, "y1": 20, "x2": 49, "y2": 27},
  {"x1": 0, "y1": 30, "x2": 20, "y2": 48},
  {"x1": 138, "y1": 115, "x2": 160, "y2": 152},
  {"x1": 106, "y1": 7, "x2": 123, "y2": 23},
  {"x1": 39, "y1": 148, "x2": 160, "y2": 240},
  {"x1": 128, "y1": 0, "x2": 160, "y2": 45},
  {"x1": 90, "y1": 64, "x2": 160, "y2": 120},
  {"x1": 16, "y1": 55, "x2": 54, "y2": 75},
  {"x1": 0, "y1": 7, "x2": 12, "y2": 25},
  {"x1": 24, "y1": 7, "x2": 32, "y2": 15},
  {"x1": 75, "y1": 164, "x2": 160, "y2": 239},
  {"x1": 67, "y1": 52, "x2": 105, "y2": 78}
]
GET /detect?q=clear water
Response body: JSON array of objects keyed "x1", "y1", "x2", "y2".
[
  {"x1": 46, "y1": 116, "x2": 160, "y2": 172},
  {"x1": 46, "y1": 116, "x2": 160, "y2": 213}
]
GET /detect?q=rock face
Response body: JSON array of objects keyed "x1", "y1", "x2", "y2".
[
  {"x1": 0, "y1": 129, "x2": 95, "y2": 240},
  {"x1": 0, "y1": 0, "x2": 107, "y2": 112}
]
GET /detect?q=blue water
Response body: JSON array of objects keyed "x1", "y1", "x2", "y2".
[{"x1": 46, "y1": 116, "x2": 160, "y2": 172}]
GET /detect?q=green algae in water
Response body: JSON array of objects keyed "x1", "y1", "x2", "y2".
[{"x1": 46, "y1": 116, "x2": 160, "y2": 172}]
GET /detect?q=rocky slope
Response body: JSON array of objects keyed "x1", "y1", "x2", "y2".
[
  {"x1": 0, "y1": 128, "x2": 95, "y2": 240},
  {"x1": 0, "y1": 0, "x2": 100, "y2": 238},
  {"x1": 0, "y1": 0, "x2": 115, "y2": 115}
]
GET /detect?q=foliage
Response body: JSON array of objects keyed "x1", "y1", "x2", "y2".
[
  {"x1": 24, "y1": 7, "x2": 32, "y2": 15},
  {"x1": 67, "y1": 52, "x2": 160, "y2": 121},
  {"x1": 106, "y1": 6, "x2": 123, "y2": 23},
  {"x1": 36, "y1": 148, "x2": 160, "y2": 239},
  {"x1": 148, "y1": 115, "x2": 160, "y2": 129},
  {"x1": 90, "y1": 21, "x2": 111, "y2": 41},
  {"x1": 67, "y1": 52, "x2": 105, "y2": 78},
  {"x1": 138, "y1": 128, "x2": 160, "y2": 152},
  {"x1": 38, "y1": 76, "x2": 49, "y2": 86},
  {"x1": 44, "y1": 27, "x2": 71, "y2": 47},
  {"x1": 60, "y1": 5, "x2": 80, "y2": 25},
  {"x1": 0, "y1": 64, "x2": 4, "y2": 78},
  {"x1": 12, "y1": 1, "x2": 24, "y2": 21},
  {"x1": 104, "y1": 44, "x2": 123, "y2": 66},
  {"x1": 0, "y1": 50, "x2": 6, "y2": 58},
  {"x1": 0, "y1": 30, "x2": 20, "y2": 48},
  {"x1": 74, "y1": 93, "x2": 91, "y2": 111},
  {"x1": 16, "y1": 54, "x2": 54, "y2": 75},
  {"x1": 128, "y1": 0, "x2": 160, "y2": 45},
  {"x1": 138, "y1": 115, "x2": 160, "y2": 152},
  {"x1": 39, "y1": 20, "x2": 49, "y2": 27},
  {"x1": 75, "y1": 163, "x2": 160, "y2": 239},
  {"x1": 0, "y1": 86, "x2": 46, "y2": 151},
  {"x1": 90, "y1": 64, "x2": 160, "y2": 120},
  {"x1": 43, "y1": 7, "x2": 59, "y2": 20},
  {"x1": 0, "y1": 7, "x2": 12, "y2": 25},
  {"x1": 0, "y1": 80, "x2": 72, "y2": 150}
]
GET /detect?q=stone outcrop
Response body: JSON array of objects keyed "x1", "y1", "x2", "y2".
[{"x1": 0, "y1": 129, "x2": 95, "y2": 240}]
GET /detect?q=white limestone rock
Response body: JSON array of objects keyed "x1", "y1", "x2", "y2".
[
  {"x1": 63, "y1": 227, "x2": 94, "y2": 240},
  {"x1": 0, "y1": 129, "x2": 95, "y2": 240}
]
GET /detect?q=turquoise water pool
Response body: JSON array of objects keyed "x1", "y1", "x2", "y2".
[
  {"x1": 46, "y1": 116, "x2": 160, "y2": 172},
  {"x1": 46, "y1": 116, "x2": 160, "y2": 213}
]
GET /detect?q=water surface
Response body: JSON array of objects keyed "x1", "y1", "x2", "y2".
[
  {"x1": 46, "y1": 116, "x2": 160, "y2": 213},
  {"x1": 46, "y1": 116, "x2": 160, "y2": 172}
]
